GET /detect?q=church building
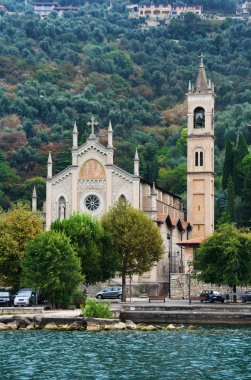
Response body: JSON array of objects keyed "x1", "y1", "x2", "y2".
[{"x1": 42, "y1": 58, "x2": 214, "y2": 296}]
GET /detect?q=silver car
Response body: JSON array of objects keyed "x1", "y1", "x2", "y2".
[
  {"x1": 14, "y1": 289, "x2": 37, "y2": 307},
  {"x1": 96, "y1": 287, "x2": 122, "y2": 299}
]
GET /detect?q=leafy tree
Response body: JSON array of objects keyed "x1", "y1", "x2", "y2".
[
  {"x1": 11, "y1": 146, "x2": 37, "y2": 172},
  {"x1": 0, "y1": 150, "x2": 20, "y2": 209},
  {"x1": 158, "y1": 164, "x2": 187, "y2": 196},
  {"x1": 193, "y1": 224, "x2": 251, "y2": 297},
  {"x1": 0, "y1": 203, "x2": 43, "y2": 288},
  {"x1": 102, "y1": 201, "x2": 164, "y2": 301},
  {"x1": 176, "y1": 128, "x2": 187, "y2": 157},
  {"x1": 22, "y1": 230, "x2": 83, "y2": 308},
  {"x1": 51, "y1": 213, "x2": 118, "y2": 285}
]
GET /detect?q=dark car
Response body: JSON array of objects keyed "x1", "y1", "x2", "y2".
[
  {"x1": 0, "y1": 291, "x2": 13, "y2": 306},
  {"x1": 241, "y1": 291, "x2": 251, "y2": 303},
  {"x1": 200, "y1": 290, "x2": 225, "y2": 303},
  {"x1": 96, "y1": 287, "x2": 122, "y2": 300}
]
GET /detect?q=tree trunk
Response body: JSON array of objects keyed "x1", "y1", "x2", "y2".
[{"x1": 122, "y1": 271, "x2": 126, "y2": 302}]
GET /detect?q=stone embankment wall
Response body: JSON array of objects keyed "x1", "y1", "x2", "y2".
[{"x1": 171, "y1": 274, "x2": 249, "y2": 299}]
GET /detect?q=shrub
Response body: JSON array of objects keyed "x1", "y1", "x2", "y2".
[
  {"x1": 72, "y1": 290, "x2": 87, "y2": 308},
  {"x1": 82, "y1": 298, "x2": 112, "y2": 319}
]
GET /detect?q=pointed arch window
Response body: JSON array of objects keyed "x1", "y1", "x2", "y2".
[
  {"x1": 194, "y1": 107, "x2": 205, "y2": 129},
  {"x1": 58, "y1": 196, "x2": 66, "y2": 220}
]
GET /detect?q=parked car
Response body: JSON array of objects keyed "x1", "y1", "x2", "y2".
[
  {"x1": 14, "y1": 289, "x2": 37, "y2": 307},
  {"x1": 96, "y1": 287, "x2": 122, "y2": 299},
  {"x1": 241, "y1": 291, "x2": 251, "y2": 303},
  {"x1": 200, "y1": 290, "x2": 225, "y2": 303},
  {"x1": 0, "y1": 291, "x2": 13, "y2": 306}
]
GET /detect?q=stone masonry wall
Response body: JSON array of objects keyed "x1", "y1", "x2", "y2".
[{"x1": 171, "y1": 273, "x2": 250, "y2": 300}]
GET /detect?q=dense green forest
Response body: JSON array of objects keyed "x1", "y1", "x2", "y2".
[{"x1": 0, "y1": 0, "x2": 250, "y2": 226}]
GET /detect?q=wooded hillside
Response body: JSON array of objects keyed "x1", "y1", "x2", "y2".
[{"x1": 0, "y1": 0, "x2": 250, "y2": 225}]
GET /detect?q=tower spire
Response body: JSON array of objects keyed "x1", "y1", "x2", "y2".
[{"x1": 194, "y1": 53, "x2": 208, "y2": 93}]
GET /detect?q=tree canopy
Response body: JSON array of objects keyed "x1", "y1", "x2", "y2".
[
  {"x1": 193, "y1": 224, "x2": 251, "y2": 293},
  {"x1": 0, "y1": 203, "x2": 43, "y2": 288},
  {"x1": 102, "y1": 200, "x2": 164, "y2": 301},
  {"x1": 22, "y1": 230, "x2": 83, "y2": 308},
  {"x1": 51, "y1": 213, "x2": 119, "y2": 284}
]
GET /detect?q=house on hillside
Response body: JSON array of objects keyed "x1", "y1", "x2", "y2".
[
  {"x1": 127, "y1": 3, "x2": 202, "y2": 20},
  {"x1": 32, "y1": 2, "x2": 79, "y2": 17},
  {"x1": 236, "y1": 1, "x2": 251, "y2": 16}
]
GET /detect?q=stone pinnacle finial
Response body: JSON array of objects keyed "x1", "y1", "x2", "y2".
[
  {"x1": 73, "y1": 121, "x2": 78, "y2": 133},
  {"x1": 134, "y1": 148, "x2": 139, "y2": 176},
  {"x1": 48, "y1": 151, "x2": 52, "y2": 164},
  {"x1": 32, "y1": 186, "x2": 37, "y2": 198},
  {"x1": 108, "y1": 120, "x2": 113, "y2": 132},
  {"x1": 134, "y1": 148, "x2": 139, "y2": 161},
  {"x1": 108, "y1": 120, "x2": 113, "y2": 148},
  {"x1": 188, "y1": 80, "x2": 192, "y2": 92},
  {"x1": 73, "y1": 121, "x2": 78, "y2": 148},
  {"x1": 32, "y1": 186, "x2": 37, "y2": 212},
  {"x1": 152, "y1": 182, "x2": 157, "y2": 195}
]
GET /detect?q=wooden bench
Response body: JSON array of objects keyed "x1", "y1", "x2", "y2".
[{"x1": 149, "y1": 295, "x2": 166, "y2": 303}]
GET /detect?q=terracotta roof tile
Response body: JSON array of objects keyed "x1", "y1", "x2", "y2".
[
  {"x1": 177, "y1": 237, "x2": 204, "y2": 247},
  {"x1": 156, "y1": 213, "x2": 167, "y2": 223}
]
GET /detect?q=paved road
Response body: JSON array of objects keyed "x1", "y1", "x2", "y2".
[
  {"x1": 2, "y1": 297, "x2": 249, "y2": 319},
  {"x1": 41, "y1": 297, "x2": 250, "y2": 318}
]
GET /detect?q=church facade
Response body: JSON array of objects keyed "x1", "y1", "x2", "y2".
[{"x1": 44, "y1": 58, "x2": 214, "y2": 296}]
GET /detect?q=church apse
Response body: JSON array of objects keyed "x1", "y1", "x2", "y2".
[{"x1": 79, "y1": 159, "x2": 105, "y2": 180}]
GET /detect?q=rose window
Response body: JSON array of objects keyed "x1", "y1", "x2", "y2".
[{"x1": 85, "y1": 194, "x2": 100, "y2": 211}]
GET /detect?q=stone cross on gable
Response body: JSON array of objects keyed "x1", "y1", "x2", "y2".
[
  {"x1": 87, "y1": 116, "x2": 99, "y2": 138},
  {"x1": 199, "y1": 53, "x2": 205, "y2": 67}
]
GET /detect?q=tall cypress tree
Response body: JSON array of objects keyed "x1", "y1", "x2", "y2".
[
  {"x1": 233, "y1": 134, "x2": 249, "y2": 195},
  {"x1": 222, "y1": 139, "x2": 234, "y2": 190},
  {"x1": 242, "y1": 163, "x2": 251, "y2": 227},
  {"x1": 226, "y1": 175, "x2": 235, "y2": 221}
]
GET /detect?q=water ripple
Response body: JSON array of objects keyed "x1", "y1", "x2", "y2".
[{"x1": 0, "y1": 327, "x2": 251, "y2": 380}]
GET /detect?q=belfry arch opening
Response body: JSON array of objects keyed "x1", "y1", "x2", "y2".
[{"x1": 194, "y1": 107, "x2": 205, "y2": 129}]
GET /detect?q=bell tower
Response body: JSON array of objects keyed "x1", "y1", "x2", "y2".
[{"x1": 187, "y1": 55, "x2": 215, "y2": 238}]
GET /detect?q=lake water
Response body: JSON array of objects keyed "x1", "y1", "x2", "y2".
[{"x1": 0, "y1": 327, "x2": 251, "y2": 380}]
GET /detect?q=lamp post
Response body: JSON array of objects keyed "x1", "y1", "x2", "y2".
[
  {"x1": 167, "y1": 233, "x2": 171, "y2": 298},
  {"x1": 187, "y1": 260, "x2": 192, "y2": 305}
]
